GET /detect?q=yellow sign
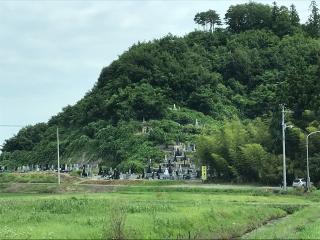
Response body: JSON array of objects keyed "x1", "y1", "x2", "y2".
[{"x1": 201, "y1": 166, "x2": 207, "y2": 181}]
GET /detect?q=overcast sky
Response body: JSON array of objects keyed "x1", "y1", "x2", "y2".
[{"x1": 0, "y1": 0, "x2": 313, "y2": 145}]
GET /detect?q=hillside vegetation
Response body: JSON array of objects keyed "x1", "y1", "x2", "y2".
[{"x1": 1, "y1": 1, "x2": 320, "y2": 185}]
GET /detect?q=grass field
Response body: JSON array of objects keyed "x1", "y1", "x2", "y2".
[{"x1": 0, "y1": 173, "x2": 320, "y2": 239}]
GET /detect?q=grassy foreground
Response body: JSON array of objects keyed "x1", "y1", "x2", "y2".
[{"x1": 0, "y1": 173, "x2": 320, "y2": 239}]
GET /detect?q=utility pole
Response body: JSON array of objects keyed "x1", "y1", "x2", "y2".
[
  {"x1": 281, "y1": 104, "x2": 287, "y2": 191},
  {"x1": 306, "y1": 135, "x2": 310, "y2": 191},
  {"x1": 306, "y1": 131, "x2": 320, "y2": 191},
  {"x1": 281, "y1": 105, "x2": 293, "y2": 191},
  {"x1": 57, "y1": 127, "x2": 60, "y2": 185}
]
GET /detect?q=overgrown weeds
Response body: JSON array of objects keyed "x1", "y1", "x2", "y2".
[{"x1": 105, "y1": 200, "x2": 128, "y2": 240}]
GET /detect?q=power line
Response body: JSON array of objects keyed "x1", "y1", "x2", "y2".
[{"x1": 0, "y1": 125, "x2": 24, "y2": 128}]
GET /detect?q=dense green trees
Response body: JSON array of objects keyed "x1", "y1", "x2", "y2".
[
  {"x1": 224, "y1": 1, "x2": 317, "y2": 37},
  {"x1": 305, "y1": 1, "x2": 320, "y2": 37},
  {"x1": 194, "y1": 10, "x2": 221, "y2": 32},
  {"x1": 2, "y1": 123, "x2": 47, "y2": 152},
  {"x1": 225, "y1": 2, "x2": 272, "y2": 33},
  {"x1": 196, "y1": 119, "x2": 281, "y2": 184},
  {"x1": 1, "y1": 1, "x2": 320, "y2": 184}
]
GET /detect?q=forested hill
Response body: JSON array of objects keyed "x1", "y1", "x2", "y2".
[{"x1": 2, "y1": 1, "x2": 320, "y2": 184}]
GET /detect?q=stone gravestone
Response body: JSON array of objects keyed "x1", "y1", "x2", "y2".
[
  {"x1": 82, "y1": 165, "x2": 87, "y2": 177},
  {"x1": 164, "y1": 168, "x2": 169, "y2": 179},
  {"x1": 98, "y1": 166, "x2": 103, "y2": 175}
]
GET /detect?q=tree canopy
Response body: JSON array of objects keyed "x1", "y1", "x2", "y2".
[{"x1": 194, "y1": 10, "x2": 222, "y2": 32}]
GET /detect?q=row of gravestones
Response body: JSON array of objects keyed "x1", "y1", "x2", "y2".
[
  {"x1": 143, "y1": 171, "x2": 199, "y2": 180},
  {"x1": 97, "y1": 167, "x2": 121, "y2": 179},
  {"x1": 4, "y1": 164, "x2": 97, "y2": 175},
  {"x1": 1, "y1": 164, "x2": 139, "y2": 180},
  {"x1": 149, "y1": 162, "x2": 197, "y2": 173},
  {"x1": 97, "y1": 167, "x2": 149, "y2": 180},
  {"x1": 14, "y1": 164, "x2": 82, "y2": 172},
  {"x1": 96, "y1": 166, "x2": 196, "y2": 180},
  {"x1": 143, "y1": 165, "x2": 199, "y2": 180}
]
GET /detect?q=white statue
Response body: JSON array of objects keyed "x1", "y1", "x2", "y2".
[{"x1": 173, "y1": 104, "x2": 177, "y2": 110}]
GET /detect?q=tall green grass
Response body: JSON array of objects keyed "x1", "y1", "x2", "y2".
[
  {"x1": 0, "y1": 190, "x2": 315, "y2": 239},
  {"x1": 0, "y1": 172, "x2": 57, "y2": 183},
  {"x1": 0, "y1": 182, "x2": 319, "y2": 239}
]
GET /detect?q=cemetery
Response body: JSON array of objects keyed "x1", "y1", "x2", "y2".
[
  {"x1": 0, "y1": 140, "x2": 200, "y2": 182},
  {"x1": 143, "y1": 142, "x2": 199, "y2": 180}
]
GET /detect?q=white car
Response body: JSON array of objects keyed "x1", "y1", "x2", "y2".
[{"x1": 292, "y1": 178, "x2": 306, "y2": 188}]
